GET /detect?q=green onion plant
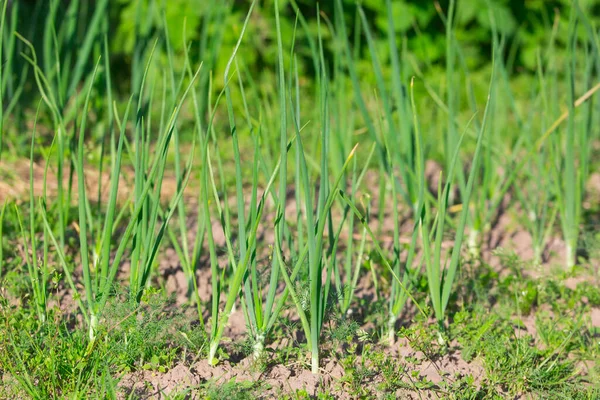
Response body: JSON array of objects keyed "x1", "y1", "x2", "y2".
[
  {"x1": 553, "y1": 6, "x2": 595, "y2": 269},
  {"x1": 420, "y1": 49, "x2": 496, "y2": 337}
]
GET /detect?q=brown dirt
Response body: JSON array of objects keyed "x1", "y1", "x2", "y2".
[
  {"x1": 587, "y1": 172, "x2": 600, "y2": 197},
  {"x1": 0, "y1": 157, "x2": 195, "y2": 205},
  {"x1": 116, "y1": 341, "x2": 487, "y2": 399}
]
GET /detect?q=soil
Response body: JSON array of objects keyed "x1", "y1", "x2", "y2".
[{"x1": 116, "y1": 349, "x2": 482, "y2": 399}]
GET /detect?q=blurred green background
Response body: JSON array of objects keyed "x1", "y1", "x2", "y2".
[
  {"x1": 7, "y1": 0, "x2": 599, "y2": 97},
  {"x1": 1, "y1": 0, "x2": 597, "y2": 161}
]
